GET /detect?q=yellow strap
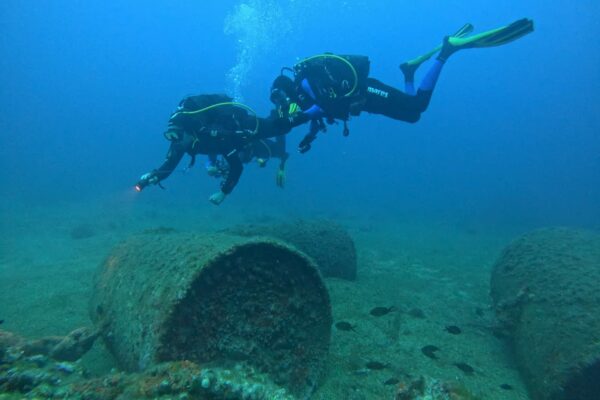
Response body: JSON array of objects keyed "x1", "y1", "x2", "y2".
[
  {"x1": 295, "y1": 54, "x2": 359, "y2": 97},
  {"x1": 258, "y1": 139, "x2": 272, "y2": 160}
]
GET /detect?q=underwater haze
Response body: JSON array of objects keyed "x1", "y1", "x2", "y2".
[
  {"x1": 0, "y1": 0, "x2": 598, "y2": 228},
  {"x1": 1, "y1": 1, "x2": 600, "y2": 399}
]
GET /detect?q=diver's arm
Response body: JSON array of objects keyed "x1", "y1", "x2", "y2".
[
  {"x1": 208, "y1": 149, "x2": 241, "y2": 205},
  {"x1": 275, "y1": 136, "x2": 289, "y2": 189},
  {"x1": 154, "y1": 140, "x2": 187, "y2": 182},
  {"x1": 205, "y1": 153, "x2": 221, "y2": 177},
  {"x1": 255, "y1": 112, "x2": 312, "y2": 139},
  {"x1": 220, "y1": 150, "x2": 243, "y2": 195},
  {"x1": 298, "y1": 118, "x2": 326, "y2": 154},
  {"x1": 275, "y1": 135, "x2": 289, "y2": 164},
  {"x1": 136, "y1": 139, "x2": 187, "y2": 190}
]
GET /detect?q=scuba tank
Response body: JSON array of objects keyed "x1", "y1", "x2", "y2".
[
  {"x1": 167, "y1": 94, "x2": 259, "y2": 139},
  {"x1": 293, "y1": 54, "x2": 370, "y2": 119}
]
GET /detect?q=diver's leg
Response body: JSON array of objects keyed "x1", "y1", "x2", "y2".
[
  {"x1": 419, "y1": 59, "x2": 444, "y2": 92},
  {"x1": 368, "y1": 59, "x2": 445, "y2": 120},
  {"x1": 405, "y1": 81, "x2": 416, "y2": 96},
  {"x1": 410, "y1": 58, "x2": 445, "y2": 111},
  {"x1": 400, "y1": 23, "x2": 474, "y2": 95},
  {"x1": 402, "y1": 69, "x2": 416, "y2": 96},
  {"x1": 400, "y1": 63, "x2": 417, "y2": 95},
  {"x1": 362, "y1": 78, "x2": 423, "y2": 123}
]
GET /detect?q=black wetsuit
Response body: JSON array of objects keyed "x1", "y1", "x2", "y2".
[
  {"x1": 293, "y1": 54, "x2": 434, "y2": 124},
  {"x1": 152, "y1": 116, "x2": 298, "y2": 194},
  {"x1": 205, "y1": 135, "x2": 289, "y2": 182},
  {"x1": 361, "y1": 78, "x2": 433, "y2": 123}
]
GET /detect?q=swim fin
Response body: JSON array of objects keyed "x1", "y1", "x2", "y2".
[
  {"x1": 439, "y1": 18, "x2": 534, "y2": 61},
  {"x1": 400, "y1": 23, "x2": 474, "y2": 77}
]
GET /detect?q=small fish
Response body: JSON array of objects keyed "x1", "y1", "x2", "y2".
[
  {"x1": 383, "y1": 378, "x2": 400, "y2": 385},
  {"x1": 500, "y1": 383, "x2": 513, "y2": 390},
  {"x1": 0, "y1": 319, "x2": 4, "y2": 325},
  {"x1": 453, "y1": 362, "x2": 475, "y2": 374},
  {"x1": 353, "y1": 368, "x2": 370, "y2": 376},
  {"x1": 445, "y1": 325, "x2": 462, "y2": 335},
  {"x1": 335, "y1": 321, "x2": 356, "y2": 332},
  {"x1": 408, "y1": 308, "x2": 426, "y2": 318},
  {"x1": 370, "y1": 306, "x2": 396, "y2": 317},
  {"x1": 421, "y1": 345, "x2": 440, "y2": 359},
  {"x1": 365, "y1": 361, "x2": 388, "y2": 370}
]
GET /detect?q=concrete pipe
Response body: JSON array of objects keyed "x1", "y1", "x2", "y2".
[
  {"x1": 490, "y1": 228, "x2": 600, "y2": 400},
  {"x1": 225, "y1": 219, "x2": 357, "y2": 280},
  {"x1": 90, "y1": 232, "x2": 332, "y2": 397}
]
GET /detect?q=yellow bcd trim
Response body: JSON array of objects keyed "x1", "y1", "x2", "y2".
[
  {"x1": 295, "y1": 54, "x2": 359, "y2": 97},
  {"x1": 172, "y1": 102, "x2": 260, "y2": 135}
]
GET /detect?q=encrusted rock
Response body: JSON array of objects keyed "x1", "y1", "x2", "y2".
[
  {"x1": 225, "y1": 219, "x2": 358, "y2": 280},
  {"x1": 491, "y1": 228, "x2": 600, "y2": 400},
  {"x1": 91, "y1": 232, "x2": 332, "y2": 397}
]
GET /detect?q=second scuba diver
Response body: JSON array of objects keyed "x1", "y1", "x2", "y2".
[
  {"x1": 269, "y1": 18, "x2": 535, "y2": 152},
  {"x1": 204, "y1": 134, "x2": 289, "y2": 189},
  {"x1": 135, "y1": 94, "x2": 309, "y2": 205}
]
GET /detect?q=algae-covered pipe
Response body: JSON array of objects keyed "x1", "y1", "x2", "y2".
[
  {"x1": 90, "y1": 231, "x2": 332, "y2": 397},
  {"x1": 490, "y1": 228, "x2": 600, "y2": 400},
  {"x1": 224, "y1": 219, "x2": 358, "y2": 280}
]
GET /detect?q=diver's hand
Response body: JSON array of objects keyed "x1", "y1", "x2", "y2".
[
  {"x1": 276, "y1": 168, "x2": 286, "y2": 188},
  {"x1": 298, "y1": 134, "x2": 316, "y2": 154},
  {"x1": 206, "y1": 165, "x2": 219, "y2": 177},
  {"x1": 298, "y1": 142, "x2": 311, "y2": 154},
  {"x1": 135, "y1": 172, "x2": 158, "y2": 192},
  {"x1": 287, "y1": 105, "x2": 324, "y2": 128},
  {"x1": 209, "y1": 191, "x2": 227, "y2": 205}
]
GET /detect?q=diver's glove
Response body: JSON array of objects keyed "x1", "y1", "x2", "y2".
[
  {"x1": 298, "y1": 118, "x2": 325, "y2": 153},
  {"x1": 287, "y1": 105, "x2": 324, "y2": 128},
  {"x1": 298, "y1": 133, "x2": 317, "y2": 154},
  {"x1": 205, "y1": 160, "x2": 220, "y2": 177},
  {"x1": 206, "y1": 165, "x2": 219, "y2": 177},
  {"x1": 135, "y1": 171, "x2": 159, "y2": 192},
  {"x1": 205, "y1": 159, "x2": 229, "y2": 178},
  {"x1": 276, "y1": 167, "x2": 286, "y2": 188},
  {"x1": 209, "y1": 190, "x2": 227, "y2": 206}
]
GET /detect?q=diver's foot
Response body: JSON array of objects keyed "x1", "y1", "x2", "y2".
[
  {"x1": 399, "y1": 51, "x2": 432, "y2": 80},
  {"x1": 406, "y1": 23, "x2": 474, "y2": 67},
  {"x1": 437, "y1": 36, "x2": 458, "y2": 62},
  {"x1": 437, "y1": 19, "x2": 534, "y2": 62},
  {"x1": 399, "y1": 61, "x2": 419, "y2": 82}
]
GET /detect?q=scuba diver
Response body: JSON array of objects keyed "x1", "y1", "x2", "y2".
[
  {"x1": 135, "y1": 94, "x2": 310, "y2": 205},
  {"x1": 204, "y1": 134, "x2": 289, "y2": 188},
  {"x1": 269, "y1": 18, "x2": 535, "y2": 153}
]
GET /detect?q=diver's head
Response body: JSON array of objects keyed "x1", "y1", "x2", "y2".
[{"x1": 270, "y1": 74, "x2": 296, "y2": 107}]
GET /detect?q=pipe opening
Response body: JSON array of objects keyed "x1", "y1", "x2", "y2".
[
  {"x1": 562, "y1": 359, "x2": 600, "y2": 400},
  {"x1": 156, "y1": 242, "x2": 331, "y2": 395}
]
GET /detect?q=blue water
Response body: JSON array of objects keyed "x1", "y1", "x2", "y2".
[{"x1": 1, "y1": 0, "x2": 599, "y2": 229}]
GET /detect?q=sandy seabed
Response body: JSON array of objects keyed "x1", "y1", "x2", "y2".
[{"x1": 0, "y1": 196, "x2": 531, "y2": 399}]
